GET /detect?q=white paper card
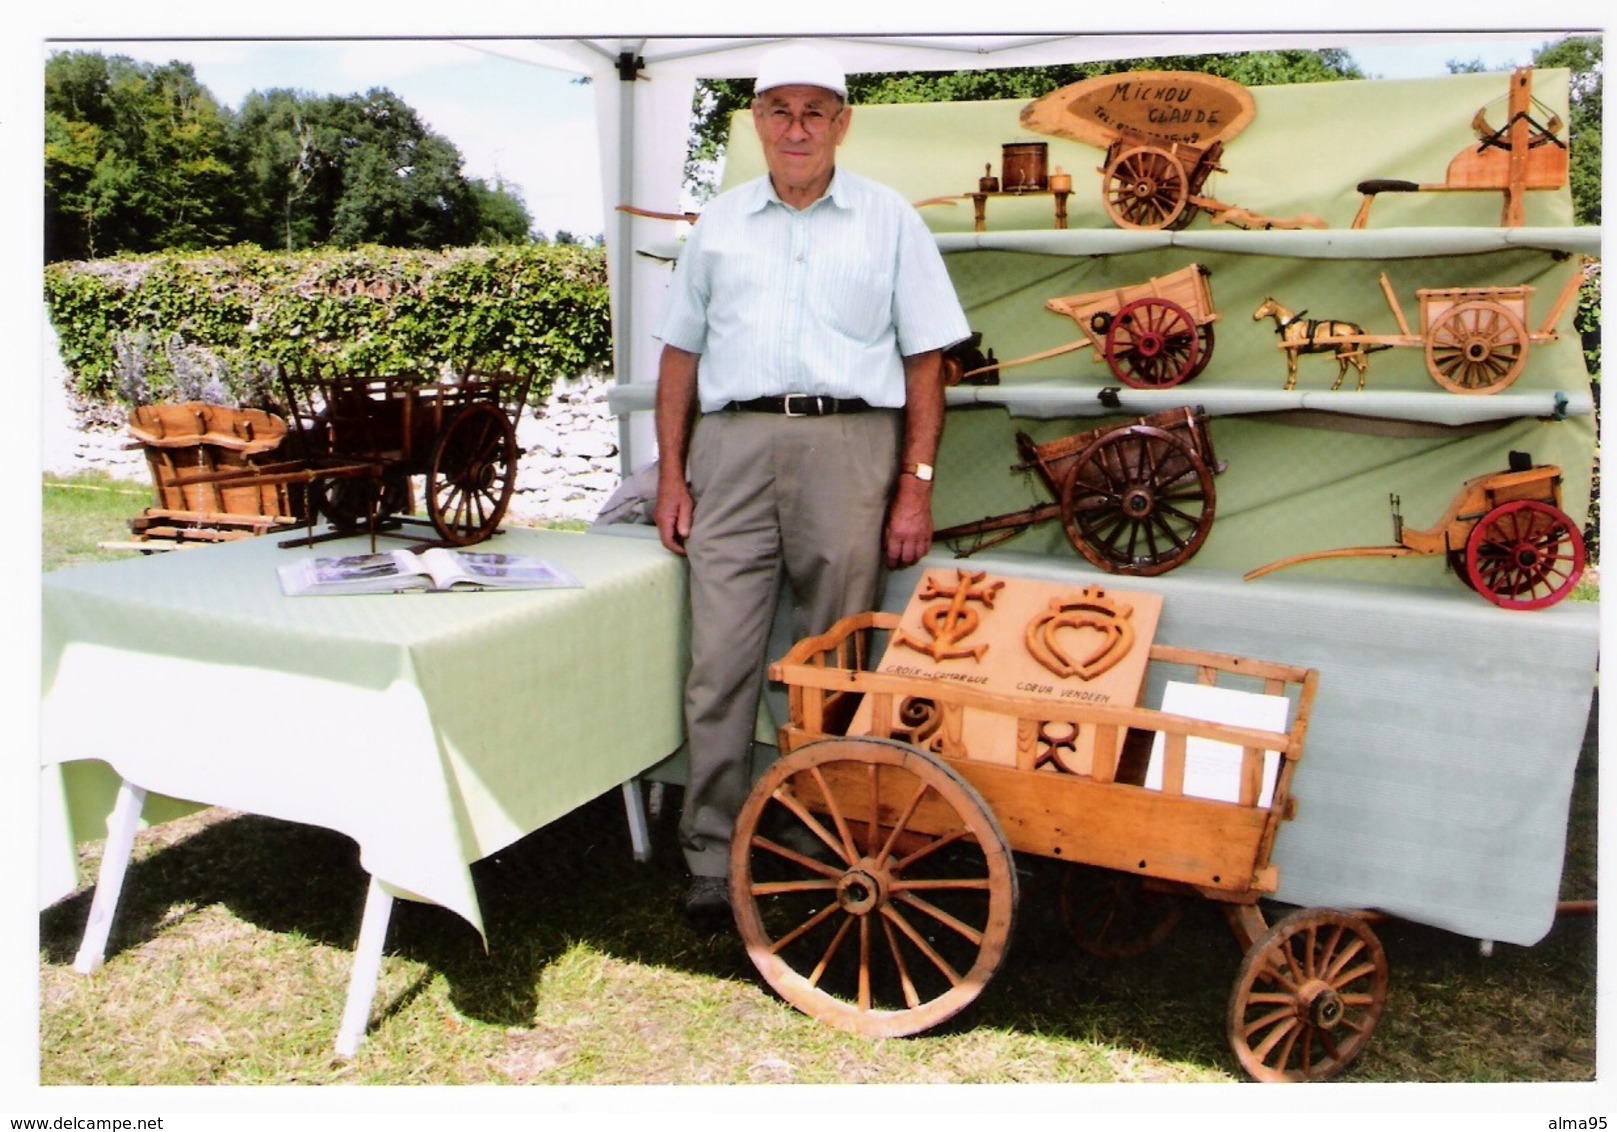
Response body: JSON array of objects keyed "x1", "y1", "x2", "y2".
[{"x1": 1145, "y1": 681, "x2": 1290, "y2": 806}]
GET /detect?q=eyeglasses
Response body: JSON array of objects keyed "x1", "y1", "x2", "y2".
[{"x1": 758, "y1": 104, "x2": 844, "y2": 135}]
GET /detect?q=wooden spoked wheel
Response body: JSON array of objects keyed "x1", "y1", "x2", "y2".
[
  {"x1": 1227, "y1": 908, "x2": 1388, "y2": 1082},
  {"x1": 1058, "y1": 425, "x2": 1216, "y2": 575},
  {"x1": 1425, "y1": 300, "x2": 1529, "y2": 394},
  {"x1": 1102, "y1": 145, "x2": 1191, "y2": 231},
  {"x1": 1464, "y1": 499, "x2": 1586, "y2": 609},
  {"x1": 426, "y1": 401, "x2": 518, "y2": 545},
  {"x1": 730, "y1": 737, "x2": 1018, "y2": 1038},
  {"x1": 1187, "y1": 322, "x2": 1216, "y2": 379},
  {"x1": 311, "y1": 470, "x2": 411, "y2": 533},
  {"x1": 1058, "y1": 864, "x2": 1185, "y2": 959},
  {"x1": 1103, "y1": 297, "x2": 1202, "y2": 388}
]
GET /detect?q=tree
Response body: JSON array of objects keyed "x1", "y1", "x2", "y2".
[
  {"x1": 685, "y1": 49, "x2": 1365, "y2": 202},
  {"x1": 469, "y1": 176, "x2": 536, "y2": 244},
  {"x1": 45, "y1": 51, "x2": 238, "y2": 260}
]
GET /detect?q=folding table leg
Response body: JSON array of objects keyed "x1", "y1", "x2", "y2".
[
  {"x1": 73, "y1": 779, "x2": 147, "y2": 975},
  {"x1": 335, "y1": 875, "x2": 395, "y2": 1058},
  {"x1": 621, "y1": 779, "x2": 651, "y2": 863}
]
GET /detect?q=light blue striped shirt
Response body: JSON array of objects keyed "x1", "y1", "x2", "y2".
[{"x1": 655, "y1": 168, "x2": 970, "y2": 413}]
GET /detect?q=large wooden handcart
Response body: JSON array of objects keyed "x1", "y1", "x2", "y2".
[
  {"x1": 935, "y1": 406, "x2": 1222, "y2": 574},
  {"x1": 732, "y1": 611, "x2": 1386, "y2": 1081},
  {"x1": 276, "y1": 370, "x2": 534, "y2": 547}
]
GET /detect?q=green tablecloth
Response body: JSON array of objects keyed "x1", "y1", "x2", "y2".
[{"x1": 39, "y1": 526, "x2": 688, "y2": 938}]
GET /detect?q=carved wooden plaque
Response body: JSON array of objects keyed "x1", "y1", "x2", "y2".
[
  {"x1": 851, "y1": 570, "x2": 1164, "y2": 772},
  {"x1": 1020, "y1": 71, "x2": 1256, "y2": 150}
]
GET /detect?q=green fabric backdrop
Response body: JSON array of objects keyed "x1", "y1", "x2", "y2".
[{"x1": 719, "y1": 69, "x2": 1593, "y2": 587}]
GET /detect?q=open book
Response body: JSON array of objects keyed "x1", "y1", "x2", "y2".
[{"x1": 278, "y1": 548, "x2": 581, "y2": 596}]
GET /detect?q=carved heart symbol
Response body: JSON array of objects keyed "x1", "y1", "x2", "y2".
[{"x1": 1025, "y1": 592, "x2": 1135, "y2": 681}]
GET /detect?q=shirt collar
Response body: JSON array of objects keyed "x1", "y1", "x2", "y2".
[{"x1": 747, "y1": 167, "x2": 849, "y2": 213}]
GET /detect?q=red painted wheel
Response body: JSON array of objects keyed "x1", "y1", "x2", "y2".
[
  {"x1": 1464, "y1": 499, "x2": 1585, "y2": 609},
  {"x1": 1103, "y1": 298, "x2": 1201, "y2": 389}
]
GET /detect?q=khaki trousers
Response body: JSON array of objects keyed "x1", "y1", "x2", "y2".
[{"x1": 678, "y1": 408, "x2": 901, "y2": 877}]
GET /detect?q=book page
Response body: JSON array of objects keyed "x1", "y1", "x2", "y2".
[
  {"x1": 1144, "y1": 681, "x2": 1290, "y2": 806},
  {"x1": 423, "y1": 548, "x2": 581, "y2": 590}
]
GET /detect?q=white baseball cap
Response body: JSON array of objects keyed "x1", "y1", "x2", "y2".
[{"x1": 753, "y1": 42, "x2": 848, "y2": 100}]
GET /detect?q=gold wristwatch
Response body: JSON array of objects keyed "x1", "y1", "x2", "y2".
[{"x1": 903, "y1": 462, "x2": 935, "y2": 482}]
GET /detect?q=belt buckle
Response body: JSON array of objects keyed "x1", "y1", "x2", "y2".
[{"x1": 783, "y1": 393, "x2": 820, "y2": 418}]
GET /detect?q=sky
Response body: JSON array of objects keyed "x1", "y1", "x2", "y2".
[{"x1": 33, "y1": 25, "x2": 1587, "y2": 243}]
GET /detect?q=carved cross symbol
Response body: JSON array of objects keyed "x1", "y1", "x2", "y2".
[{"x1": 893, "y1": 569, "x2": 1005, "y2": 663}]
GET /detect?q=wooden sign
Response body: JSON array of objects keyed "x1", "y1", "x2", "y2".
[
  {"x1": 1020, "y1": 71, "x2": 1256, "y2": 150},
  {"x1": 853, "y1": 569, "x2": 1164, "y2": 772}
]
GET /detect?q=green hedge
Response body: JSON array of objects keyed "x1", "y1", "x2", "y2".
[{"x1": 42, "y1": 244, "x2": 613, "y2": 413}]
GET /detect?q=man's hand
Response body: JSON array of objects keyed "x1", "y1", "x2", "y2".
[
  {"x1": 655, "y1": 478, "x2": 694, "y2": 556},
  {"x1": 884, "y1": 475, "x2": 933, "y2": 569}
]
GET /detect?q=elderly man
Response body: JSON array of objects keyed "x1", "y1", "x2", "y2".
[{"x1": 653, "y1": 41, "x2": 970, "y2": 931}]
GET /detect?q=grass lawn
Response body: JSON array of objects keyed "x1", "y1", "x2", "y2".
[{"x1": 33, "y1": 471, "x2": 1599, "y2": 1092}]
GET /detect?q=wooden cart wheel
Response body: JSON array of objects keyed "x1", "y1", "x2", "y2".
[
  {"x1": 1464, "y1": 499, "x2": 1586, "y2": 610},
  {"x1": 1425, "y1": 299, "x2": 1529, "y2": 394},
  {"x1": 730, "y1": 736, "x2": 1018, "y2": 1038},
  {"x1": 1102, "y1": 145, "x2": 1191, "y2": 231},
  {"x1": 1187, "y1": 322, "x2": 1216, "y2": 379},
  {"x1": 1227, "y1": 908, "x2": 1388, "y2": 1082},
  {"x1": 1058, "y1": 425, "x2": 1216, "y2": 575},
  {"x1": 311, "y1": 471, "x2": 411, "y2": 533},
  {"x1": 1058, "y1": 864, "x2": 1184, "y2": 959},
  {"x1": 426, "y1": 401, "x2": 518, "y2": 546},
  {"x1": 1103, "y1": 297, "x2": 1201, "y2": 388}
]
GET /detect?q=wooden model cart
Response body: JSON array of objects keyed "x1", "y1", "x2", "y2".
[
  {"x1": 1019, "y1": 72, "x2": 1323, "y2": 232},
  {"x1": 1251, "y1": 268, "x2": 1583, "y2": 395},
  {"x1": 968, "y1": 264, "x2": 1217, "y2": 390},
  {"x1": 731, "y1": 612, "x2": 1388, "y2": 1081},
  {"x1": 276, "y1": 370, "x2": 535, "y2": 547},
  {"x1": 1244, "y1": 456, "x2": 1585, "y2": 610},
  {"x1": 934, "y1": 406, "x2": 1222, "y2": 575},
  {"x1": 124, "y1": 402, "x2": 305, "y2": 545},
  {"x1": 1352, "y1": 68, "x2": 1568, "y2": 229}
]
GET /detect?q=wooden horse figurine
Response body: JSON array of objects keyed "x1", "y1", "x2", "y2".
[{"x1": 1251, "y1": 297, "x2": 1372, "y2": 391}]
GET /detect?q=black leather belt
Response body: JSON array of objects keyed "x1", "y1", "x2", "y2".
[{"x1": 724, "y1": 395, "x2": 873, "y2": 417}]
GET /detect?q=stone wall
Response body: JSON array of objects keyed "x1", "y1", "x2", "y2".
[{"x1": 41, "y1": 325, "x2": 627, "y2": 527}]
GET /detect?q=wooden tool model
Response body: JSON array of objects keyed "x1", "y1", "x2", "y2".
[
  {"x1": 1244, "y1": 454, "x2": 1585, "y2": 610},
  {"x1": 1251, "y1": 268, "x2": 1582, "y2": 394},
  {"x1": 1020, "y1": 72, "x2": 1325, "y2": 232},
  {"x1": 1352, "y1": 68, "x2": 1569, "y2": 228}
]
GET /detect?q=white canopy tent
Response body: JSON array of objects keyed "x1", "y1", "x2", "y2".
[{"x1": 478, "y1": 30, "x2": 1584, "y2": 469}]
